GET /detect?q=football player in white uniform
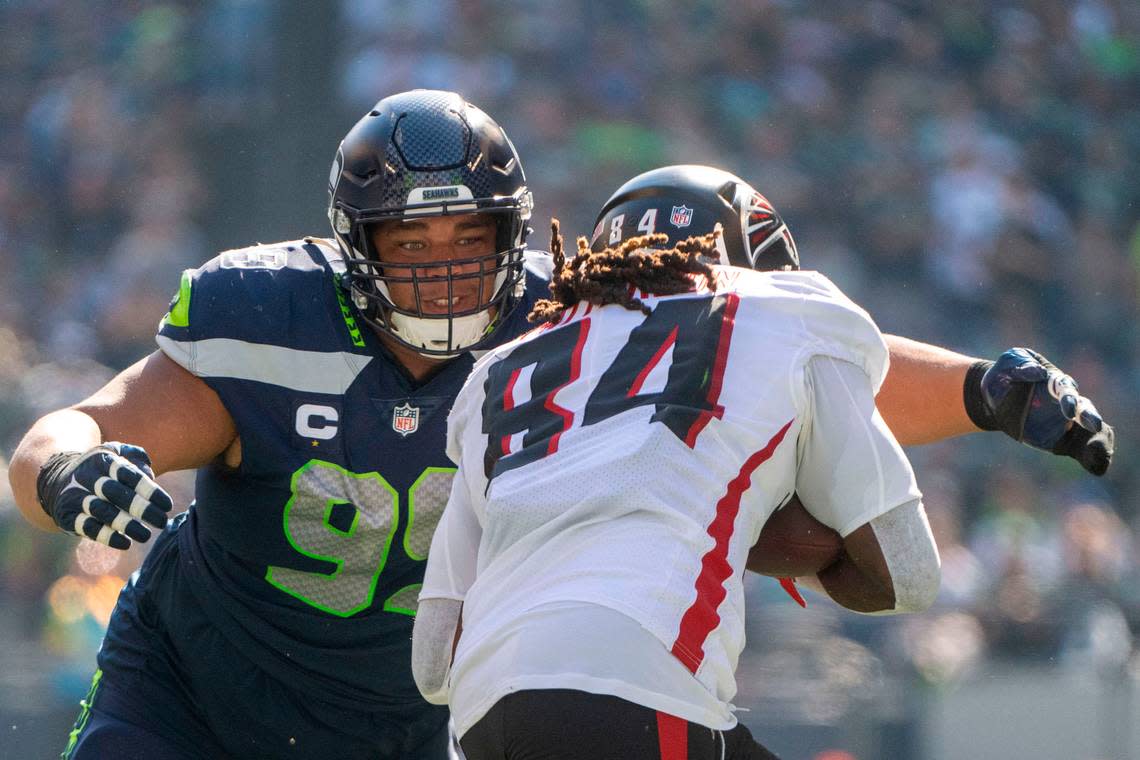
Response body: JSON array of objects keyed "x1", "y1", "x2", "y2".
[
  {"x1": 413, "y1": 164, "x2": 1115, "y2": 760},
  {"x1": 583, "y1": 166, "x2": 1114, "y2": 476},
  {"x1": 413, "y1": 220, "x2": 940, "y2": 759}
]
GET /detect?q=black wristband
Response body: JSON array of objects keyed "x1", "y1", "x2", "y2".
[
  {"x1": 963, "y1": 360, "x2": 998, "y2": 431},
  {"x1": 35, "y1": 451, "x2": 84, "y2": 523}
]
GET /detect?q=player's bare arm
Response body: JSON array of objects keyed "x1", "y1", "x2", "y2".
[
  {"x1": 748, "y1": 339, "x2": 1113, "y2": 587},
  {"x1": 878, "y1": 335, "x2": 977, "y2": 445},
  {"x1": 880, "y1": 335, "x2": 1113, "y2": 474},
  {"x1": 9, "y1": 350, "x2": 237, "y2": 536}
]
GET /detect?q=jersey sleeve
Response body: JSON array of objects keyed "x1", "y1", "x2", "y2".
[
  {"x1": 785, "y1": 271, "x2": 891, "y2": 394},
  {"x1": 795, "y1": 354, "x2": 922, "y2": 537},
  {"x1": 153, "y1": 241, "x2": 371, "y2": 393},
  {"x1": 155, "y1": 246, "x2": 306, "y2": 373}
]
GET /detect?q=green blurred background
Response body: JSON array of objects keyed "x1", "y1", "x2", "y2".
[{"x1": 0, "y1": 2, "x2": 1138, "y2": 758}]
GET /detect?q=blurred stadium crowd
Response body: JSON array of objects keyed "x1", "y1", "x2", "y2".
[{"x1": 0, "y1": 0, "x2": 1137, "y2": 754}]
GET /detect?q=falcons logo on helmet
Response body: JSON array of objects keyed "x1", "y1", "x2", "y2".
[{"x1": 745, "y1": 192, "x2": 797, "y2": 268}]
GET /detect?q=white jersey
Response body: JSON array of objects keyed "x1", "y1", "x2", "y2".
[{"x1": 421, "y1": 267, "x2": 921, "y2": 735}]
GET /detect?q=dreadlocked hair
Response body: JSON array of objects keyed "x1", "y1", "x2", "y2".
[{"x1": 528, "y1": 219, "x2": 720, "y2": 324}]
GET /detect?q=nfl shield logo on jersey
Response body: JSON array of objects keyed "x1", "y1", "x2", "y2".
[
  {"x1": 392, "y1": 402, "x2": 420, "y2": 437},
  {"x1": 670, "y1": 205, "x2": 693, "y2": 228}
]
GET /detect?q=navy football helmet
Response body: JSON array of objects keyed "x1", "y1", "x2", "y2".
[
  {"x1": 328, "y1": 90, "x2": 533, "y2": 356},
  {"x1": 590, "y1": 165, "x2": 799, "y2": 271}
]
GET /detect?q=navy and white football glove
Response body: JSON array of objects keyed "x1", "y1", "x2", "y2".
[
  {"x1": 964, "y1": 348, "x2": 1115, "y2": 476},
  {"x1": 36, "y1": 442, "x2": 174, "y2": 549}
]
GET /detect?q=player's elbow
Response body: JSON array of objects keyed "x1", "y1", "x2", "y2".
[
  {"x1": 412, "y1": 662, "x2": 449, "y2": 706},
  {"x1": 411, "y1": 644, "x2": 450, "y2": 706},
  {"x1": 865, "y1": 499, "x2": 942, "y2": 615}
]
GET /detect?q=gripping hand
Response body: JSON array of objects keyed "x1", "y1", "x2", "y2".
[
  {"x1": 964, "y1": 348, "x2": 1114, "y2": 476},
  {"x1": 36, "y1": 443, "x2": 174, "y2": 549}
]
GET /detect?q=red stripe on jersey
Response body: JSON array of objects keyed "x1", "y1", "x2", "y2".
[
  {"x1": 683, "y1": 292, "x2": 739, "y2": 447},
  {"x1": 503, "y1": 367, "x2": 522, "y2": 412},
  {"x1": 627, "y1": 325, "x2": 679, "y2": 398},
  {"x1": 671, "y1": 418, "x2": 794, "y2": 673},
  {"x1": 544, "y1": 318, "x2": 591, "y2": 455},
  {"x1": 656, "y1": 712, "x2": 687, "y2": 760}
]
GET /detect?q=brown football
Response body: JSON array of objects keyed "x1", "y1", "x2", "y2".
[{"x1": 747, "y1": 494, "x2": 843, "y2": 577}]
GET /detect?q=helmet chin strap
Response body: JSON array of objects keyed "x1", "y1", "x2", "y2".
[
  {"x1": 378, "y1": 261, "x2": 515, "y2": 358},
  {"x1": 389, "y1": 311, "x2": 492, "y2": 357}
]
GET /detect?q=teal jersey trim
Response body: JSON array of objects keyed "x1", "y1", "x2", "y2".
[{"x1": 382, "y1": 583, "x2": 422, "y2": 617}]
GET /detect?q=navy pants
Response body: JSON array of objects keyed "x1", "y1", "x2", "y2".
[{"x1": 64, "y1": 516, "x2": 449, "y2": 759}]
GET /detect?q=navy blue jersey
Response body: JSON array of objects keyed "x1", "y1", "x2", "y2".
[{"x1": 152, "y1": 238, "x2": 552, "y2": 711}]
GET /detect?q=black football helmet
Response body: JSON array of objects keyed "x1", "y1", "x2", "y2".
[
  {"x1": 328, "y1": 89, "x2": 533, "y2": 356},
  {"x1": 590, "y1": 165, "x2": 799, "y2": 271}
]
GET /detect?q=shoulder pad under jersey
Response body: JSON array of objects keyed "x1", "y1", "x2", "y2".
[
  {"x1": 156, "y1": 239, "x2": 344, "y2": 345},
  {"x1": 717, "y1": 267, "x2": 889, "y2": 392}
]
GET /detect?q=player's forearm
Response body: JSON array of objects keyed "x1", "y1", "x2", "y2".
[
  {"x1": 879, "y1": 335, "x2": 979, "y2": 445},
  {"x1": 9, "y1": 409, "x2": 103, "y2": 531},
  {"x1": 811, "y1": 550, "x2": 895, "y2": 612},
  {"x1": 801, "y1": 501, "x2": 940, "y2": 615},
  {"x1": 411, "y1": 597, "x2": 463, "y2": 705},
  {"x1": 804, "y1": 520, "x2": 899, "y2": 613}
]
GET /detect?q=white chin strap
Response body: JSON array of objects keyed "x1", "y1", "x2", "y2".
[
  {"x1": 381, "y1": 263, "x2": 516, "y2": 357},
  {"x1": 389, "y1": 311, "x2": 492, "y2": 357}
]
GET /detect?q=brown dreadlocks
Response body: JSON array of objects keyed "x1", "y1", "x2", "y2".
[{"x1": 528, "y1": 219, "x2": 721, "y2": 324}]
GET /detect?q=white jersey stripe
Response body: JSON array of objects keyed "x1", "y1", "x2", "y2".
[{"x1": 156, "y1": 335, "x2": 372, "y2": 395}]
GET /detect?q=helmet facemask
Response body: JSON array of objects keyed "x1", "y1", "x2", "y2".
[
  {"x1": 327, "y1": 90, "x2": 533, "y2": 357},
  {"x1": 331, "y1": 194, "x2": 531, "y2": 357}
]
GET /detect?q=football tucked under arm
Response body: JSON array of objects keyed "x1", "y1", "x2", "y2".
[
  {"x1": 749, "y1": 494, "x2": 941, "y2": 615},
  {"x1": 747, "y1": 495, "x2": 843, "y2": 577}
]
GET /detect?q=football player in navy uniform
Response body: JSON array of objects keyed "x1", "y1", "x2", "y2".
[
  {"x1": 10, "y1": 90, "x2": 550, "y2": 759},
  {"x1": 9, "y1": 105, "x2": 1113, "y2": 756}
]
